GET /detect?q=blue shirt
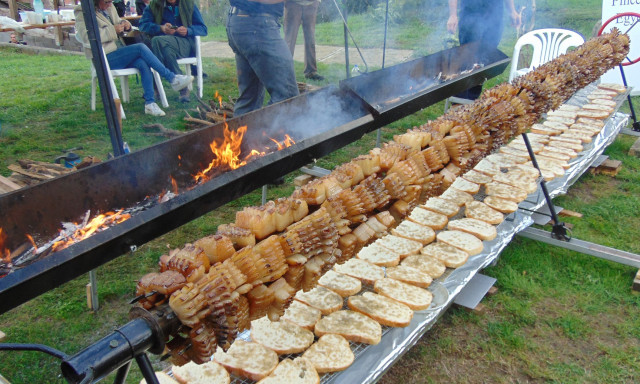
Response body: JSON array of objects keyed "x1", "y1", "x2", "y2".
[
  {"x1": 138, "y1": 2, "x2": 208, "y2": 37},
  {"x1": 230, "y1": 0, "x2": 284, "y2": 17}
]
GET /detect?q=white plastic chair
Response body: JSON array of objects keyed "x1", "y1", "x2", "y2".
[
  {"x1": 508, "y1": 28, "x2": 585, "y2": 82},
  {"x1": 176, "y1": 35, "x2": 203, "y2": 98},
  {"x1": 75, "y1": 34, "x2": 169, "y2": 118}
]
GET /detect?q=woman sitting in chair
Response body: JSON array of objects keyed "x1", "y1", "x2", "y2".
[{"x1": 74, "y1": 0, "x2": 193, "y2": 116}]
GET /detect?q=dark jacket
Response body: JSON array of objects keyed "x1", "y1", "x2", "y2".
[{"x1": 138, "y1": 0, "x2": 207, "y2": 37}]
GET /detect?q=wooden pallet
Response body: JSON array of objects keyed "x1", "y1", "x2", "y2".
[{"x1": 589, "y1": 159, "x2": 622, "y2": 177}]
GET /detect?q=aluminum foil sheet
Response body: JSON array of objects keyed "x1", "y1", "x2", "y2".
[{"x1": 218, "y1": 84, "x2": 632, "y2": 384}]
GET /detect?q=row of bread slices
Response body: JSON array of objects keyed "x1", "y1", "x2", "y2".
[
  {"x1": 137, "y1": 36, "x2": 629, "y2": 379},
  {"x1": 142, "y1": 131, "x2": 556, "y2": 384}
]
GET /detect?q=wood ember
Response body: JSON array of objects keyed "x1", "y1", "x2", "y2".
[
  {"x1": 142, "y1": 123, "x2": 184, "y2": 138},
  {"x1": 298, "y1": 82, "x2": 321, "y2": 94},
  {"x1": 184, "y1": 96, "x2": 235, "y2": 129}
]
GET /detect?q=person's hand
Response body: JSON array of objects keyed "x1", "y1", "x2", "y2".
[
  {"x1": 120, "y1": 19, "x2": 132, "y2": 31},
  {"x1": 114, "y1": 22, "x2": 126, "y2": 34},
  {"x1": 161, "y1": 22, "x2": 176, "y2": 35},
  {"x1": 447, "y1": 14, "x2": 458, "y2": 34},
  {"x1": 176, "y1": 26, "x2": 188, "y2": 36}
]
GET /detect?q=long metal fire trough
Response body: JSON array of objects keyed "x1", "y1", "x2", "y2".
[
  {"x1": 0, "y1": 44, "x2": 510, "y2": 314},
  {"x1": 340, "y1": 42, "x2": 510, "y2": 125}
]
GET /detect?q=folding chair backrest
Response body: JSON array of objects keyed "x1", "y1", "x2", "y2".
[{"x1": 509, "y1": 28, "x2": 585, "y2": 82}]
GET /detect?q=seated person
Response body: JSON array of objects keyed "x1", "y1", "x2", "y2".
[
  {"x1": 74, "y1": 0, "x2": 193, "y2": 116},
  {"x1": 138, "y1": 0, "x2": 207, "y2": 102}
]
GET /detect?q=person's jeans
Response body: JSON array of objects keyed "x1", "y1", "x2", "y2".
[
  {"x1": 284, "y1": 0, "x2": 319, "y2": 76},
  {"x1": 226, "y1": 12, "x2": 299, "y2": 116},
  {"x1": 106, "y1": 43, "x2": 175, "y2": 104}
]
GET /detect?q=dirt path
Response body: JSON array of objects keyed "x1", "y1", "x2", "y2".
[{"x1": 201, "y1": 41, "x2": 414, "y2": 68}]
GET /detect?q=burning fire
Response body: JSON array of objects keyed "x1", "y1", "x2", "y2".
[
  {"x1": 50, "y1": 210, "x2": 131, "y2": 253},
  {"x1": 193, "y1": 122, "x2": 296, "y2": 183},
  {"x1": 0, "y1": 228, "x2": 10, "y2": 265}
]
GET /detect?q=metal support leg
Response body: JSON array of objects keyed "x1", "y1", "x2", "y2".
[
  {"x1": 521, "y1": 133, "x2": 569, "y2": 240},
  {"x1": 261, "y1": 185, "x2": 267, "y2": 205},
  {"x1": 88, "y1": 269, "x2": 99, "y2": 311},
  {"x1": 113, "y1": 360, "x2": 131, "y2": 384},
  {"x1": 135, "y1": 354, "x2": 159, "y2": 384},
  {"x1": 618, "y1": 65, "x2": 639, "y2": 131}
]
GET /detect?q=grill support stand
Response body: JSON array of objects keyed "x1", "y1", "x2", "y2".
[
  {"x1": 516, "y1": 133, "x2": 640, "y2": 269},
  {"x1": 618, "y1": 65, "x2": 639, "y2": 132}
]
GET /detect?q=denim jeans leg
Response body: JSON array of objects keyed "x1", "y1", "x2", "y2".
[
  {"x1": 128, "y1": 57, "x2": 156, "y2": 104},
  {"x1": 108, "y1": 44, "x2": 175, "y2": 82},
  {"x1": 227, "y1": 14, "x2": 298, "y2": 116}
]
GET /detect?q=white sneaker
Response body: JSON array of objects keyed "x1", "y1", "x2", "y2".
[
  {"x1": 171, "y1": 74, "x2": 194, "y2": 91},
  {"x1": 144, "y1": 102, "x2": 166, "y2": 116}
]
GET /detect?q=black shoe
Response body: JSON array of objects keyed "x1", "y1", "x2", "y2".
[
  {"x1": 305, "y1": 73, "x2": 325, "y2": 81},
  {"x1": 191, "y1": 70, "x2": 208, "y2": 78},
  {"x1": 179, "y1": 88, "x2": 190, "y2": 103}
]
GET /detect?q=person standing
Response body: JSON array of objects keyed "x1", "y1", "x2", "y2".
[
  {"x1": 284, "y1": 0, "x2": 324, "y2": 81},
  {"x1": 138, "y1": 0, "x2": 207, "y2": 102},
  {"x1": 226, "y1": 0, "x2": 300, "y2": 116},
  {"x1": 447, "y1": 0, "x2": 520, "y2": 100},
  {"x1": 75, "y1": 0, "x2": 194, "y2": 116}
]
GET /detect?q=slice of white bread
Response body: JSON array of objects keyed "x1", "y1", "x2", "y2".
[
  {"x1": 447, "y1": 218, "x2": 497, "y2": 241},
  {"x1": 441, "y1": 187, "x2": 475, "y2": 206},
  {"x1": 385, "y1": 264, "x2": 433, "y2": 288},
  {"x1": 391, "y1": 219, "x2": 436, "y2": 245},
  {"x1": 374, "y1": 277, "x2": 433, "y2": 310},
  {"x1": 250, "y1": 316, "x2": 315, "y2": 354},
  {"x1": 449, "y1": 177, "x2": 480, "y2": 194},
  {"x1": 140, "y1": 372, "x2": 179, "y2": 384},
  {"x1": 347, "y1": 292, "x2": 413, "y2": 327},
  {"x1": 171, "y1": 361, "x2": 230, "y2": 384},
  {"x1": 256, "y1": 357, "x2": 319, "y2": 384},
  {"x1": 420, "y1": 242, "x2": 469, "y2": 268},
  {"x1": 401, "y1": 254, "x2": 446, "y2": 278},
  {"x1": 280, "y1": 300, "x2": 322, "y2": 331},
  {"x1": 314, "y1": 310, "x2": 382, "y2": 345},
  {"x1": 462, "y1": 169, "x2": 493, "y2": 185},
  {"x1": 485, "y1": 181, "x2": 528, "y2": 203},
  {"x1": 464, "y1": 200, "x2": 504, "y2": 225},
  {"x1": 333, "y1": 258, "x2": 385, "y2": 285},
  {"x1": 421, "y1": 197, "x2": 460, "y2": 217},
  {"x1": 597, "y1": 82, "x2": 626, "y2": 93},
  {"x1": 294, "y1": 286, "x2": 343, "y2": 315},
  {"x1": 302, "y1": 334, "x2": 355, "y2": 373},
  {"x1": 356, "y1": 242, "x2": 401, "y2": 267},
  {"x1": 213, "y1": 340, "x2": 278, "y2": 381},
  {"x1": 318, "y1": 270, "x2": 362, "y2": 297},
  {"x1": 436, "y1": 230, "x2": 484, "y2": 256},
  {"x1": 407, "y1": 206, "x2": 448, "y2": 230},
  {"x1": 483, "y1": 195, "x2": 518, "y2": 213},
  {"x1": 375, "y1": 234, "x2": 423, "y2": 259}
]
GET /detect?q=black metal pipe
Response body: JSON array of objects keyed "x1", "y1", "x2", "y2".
[
  {"x1": 136, "y1": 353, "x2": 160, "y2": 384},
  {"x1": 60, "y1": 305, "x2": 180, "y2": 384},
  {"x1": 521, "y1": 133, "x2": 569, "y2": 240},
  {"x1": 113, "y1": 360, "x2": 131, "y2": 384},
  {"x1": 618, "y1": 64, "x2": 639, "y2": 131},
  {"x1": 60, "y1": 318, "x2": 155, "y2": 383},
  {"x1": 79, "y1": 0, "x2": 125, "y2": 156},
  {"x1": 0, "y1": 343, "x2": 68, "y2": 360}
]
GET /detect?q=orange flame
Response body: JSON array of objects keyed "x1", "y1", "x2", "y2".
[
  {"x1": 192, "y1": 120, "x2": 297, "y2": 184},
  {"x1": 26, "y1": 234, "x2": 36, "y2": 249},
  {"x1": 0, "y1": 228, "x2": 10, "y2": 264},
  {"x1": 170, "y1": 176, "x2": 179, "y2": 195},
  {"x1": 51, "y1": 210, "x2": 131, "y2": 253},
  {"x1": 214, "y1": 91, "x2": 223, "y2": 110}
]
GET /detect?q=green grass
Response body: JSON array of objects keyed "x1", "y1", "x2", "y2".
[{"x1": 2, "y1": 0, "x2": 640, "y2": 383}]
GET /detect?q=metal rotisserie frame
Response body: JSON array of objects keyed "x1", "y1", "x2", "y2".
[{"x1": 0, "y1": 45, "x2": 510, "y2": 315}]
